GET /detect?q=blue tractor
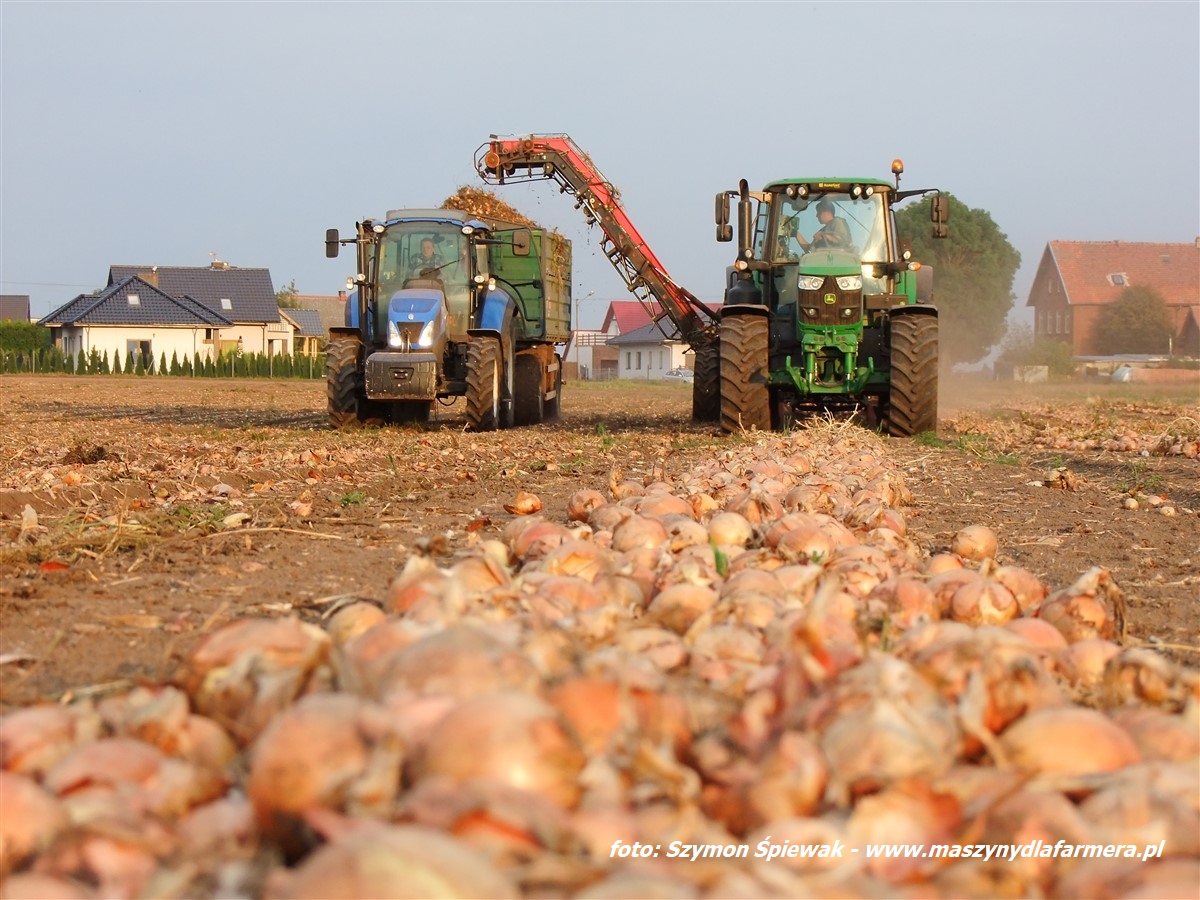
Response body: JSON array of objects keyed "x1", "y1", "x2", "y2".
[{"x1": 324, "y1": 209, "x2": 570, "y2": 430}]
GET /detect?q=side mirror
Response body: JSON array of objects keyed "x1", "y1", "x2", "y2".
[
  {"x1": 325, "y1": 228, "x2": 340, "y2": 259},
  {"x1": 512, "y1": 229, "x2": 532, "y2": 257},
  {"x1": 715, "y1": 192, "x2": 731, "y2": 242},
  {"x1": 931, "y1": 194, "x2": 949, "y2": 224}
]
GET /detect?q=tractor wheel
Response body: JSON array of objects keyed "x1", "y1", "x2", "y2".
[
  {"x1": 326, "y1": 337, "x2": 384, "y2": 428},
  {"x1": 544, "y1": 355, "x2": 563, "y2": 423},
  {"x1": 720, "y1": 314, "x2": 771, "y2": 433},
  {"x1": 514, "y1": 354, "x2": 544, "y2": 426},
  {"x1": 692, "y1": 336, "x2": 720, "y2": 423},
  {"x1": 887, "y1": 313, "x2": 939, "y2": 437},
  {"x1": 465, "y1": 336, "x2": 502, "y2": 431}
]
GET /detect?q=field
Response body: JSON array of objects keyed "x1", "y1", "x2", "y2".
[
  {"x1": 0, "y1": 372, "x2": 1198, "y2": 897},
  {"x1": 2, "y1": 373, "x2": 1197, "y2": 709}
]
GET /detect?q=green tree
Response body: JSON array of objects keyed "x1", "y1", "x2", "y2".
[
  {"x1": 275, "y1": 278, "x2": 302, "y2": 309},
  {"x1": 1091, "y1": 285, "x2": 1174, "y2": 356},
  {"x1": 895, "y1": 193, "x2": 1021, "y2": 367},
  {"x1": 0, "y1": 322, "x2": 51, "y2": 353}
]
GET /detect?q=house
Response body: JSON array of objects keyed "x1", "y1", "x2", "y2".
[
  {"x1": 280, "y1": 308, "x2": 326, "y2": 356},
  {"x1": 38, "y1": 275, "x2": 232, "y2": 368},
  {"x1": 1026, "y1": 240, "x2": 1200, "y2": 357},
  {"x1": 108, "y1": 261, "x2": 292, "y2": 356},
  {"x1": 290, "y1": 293, "x2": 349, "y2": 336},
  {"x1": 0, "y1": 295, "x2": 31, "y2": 322},
  {"x1": 608, "y1": 319, "x2": 694, "y2": 380}
]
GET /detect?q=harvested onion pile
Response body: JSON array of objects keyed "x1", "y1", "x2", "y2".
[{"x1": 2, "y1": 426, "x2": 1197, "y2": 899}]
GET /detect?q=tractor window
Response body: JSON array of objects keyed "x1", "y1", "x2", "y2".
[{"x1": 377, "y1": 224, "x2": 467, "y2": 292}]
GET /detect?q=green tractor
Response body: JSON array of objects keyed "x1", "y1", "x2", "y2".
[{"x1": 714, "y1": 161, "x2": 948, "y2": 436}]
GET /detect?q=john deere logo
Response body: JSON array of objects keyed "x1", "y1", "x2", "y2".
[{"x1": 823, "y1": 293, "x2": 836, "y2": 305}]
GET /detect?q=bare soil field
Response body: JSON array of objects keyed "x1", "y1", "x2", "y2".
[{"x1": 1, "y1": 373, "x2": 1197, "y2": 711}]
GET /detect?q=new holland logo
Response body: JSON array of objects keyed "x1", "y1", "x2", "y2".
[{"x1": 823, "y1": 293, "x2": 837, "y2": 305}]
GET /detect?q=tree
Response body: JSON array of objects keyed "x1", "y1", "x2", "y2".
[
  {"x1": 275, "y1": 278, "x2": 302, "y2": 309},
  {"x1": 895, "y1": 193, "x2": 1021, "y2": 367},
  {"x1": 0, "y1": 322, "x2": 51, "y2": 354},
  {"x1": 1091, "y1": 285, "x2": 1173, "y2": 356}
]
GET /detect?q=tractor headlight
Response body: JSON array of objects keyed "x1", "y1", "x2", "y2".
[
  {"x1": 387, "y1": 320, "x2": 402, "y2": 348},
  {"x1": 797, "y1": 275, "x2": 825, "y2": 291},
  {"x1": 417, "y1": 319, "x2": 436, "y2": 348},
  {"x1": 842, "y1": 308, "x2": 856, "y2": 318},
  {"x1": 836, "y1": 275, "x2": 863, "y2": 291}
]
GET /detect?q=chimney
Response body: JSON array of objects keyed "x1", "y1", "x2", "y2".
[{"x1": 338, "y1": 291, "x2": 347, "y2": 300}]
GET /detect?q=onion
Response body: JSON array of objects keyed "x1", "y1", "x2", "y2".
[
  {"x1": 1102, "y1": 647, "x2": 1187, "y2": 709},
  {"x1": 417, "y1": 692, "x2": 586, "y2": 810},
  {"x1": 1057, "y1": 638, "x2": 1123, "y2": 688},
  {"x1": 706, "y1": 511, "x2": 756, "y2": 548},
  {"x1": 951, "y1": 524, "x2": 998, "y2": 561},
  {"x1": 262, "y1": 823, "x2": 518, "y2": 899},
  {"x1": 610, "y1": 514, "x2": 669, "y2": 553},
  {"x1": 925, "y1": 552, "x2": 965, "y2": 576},
  {"x1": 646, "y1": 583, "x2": 719, "y2": 635},
  {"x1": 1037, "y1": 566, "x2": 1126, "y2": 643},
  {"x1": 949, "y1": 576, "x2": 1018, "y2": 626},
  {"x1": 998, "y1": 707, "x2": 1141, "y2": 776},
  {"x1": 634, "y1": 491, "x2": 695, "y2": 520},
  {"x1": 566, "y1": 489, "x2": 608, "y2": 523},
  {"x1": 1111, "y1": 707, "x2": 1200, "y2": 762},
  {"x1": 992, "y1": 565, "x2": 1048, "y2": 615},
  {"x1": 0, "y1": 873, "x2": 92, "y2": 899},
  {"x1": 0, "y1": 705, "x2": 94, "y2": 779},
  {"x1": 181, "y1": 617, "x2": 333, "y2": 744},
  {"x1": 539, "y1": 539, "x2": 615, "y2": 583},
  {"x1": 248, "y1": 693, "x2": 402, "y2": 851},
  {"x1": 325, "y1": 602, "x2": 387, "y2": 645},
  {"x1": 503, "y1": 490, "x2": 542, "y2": 515},
  {"x1": 0, "y1": 771, "x2": 67, "y2": 876},
  {"x1": 1003, "y1": 616, "x2": 1069, "y2": 652},
  {"x1": 746, "y1": 731, "x2": 828, "y2": 822}
]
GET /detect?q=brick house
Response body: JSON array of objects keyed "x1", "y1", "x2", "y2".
[{"x1": 1026, "y1": 240, "x2": 1200, "y2": 357}]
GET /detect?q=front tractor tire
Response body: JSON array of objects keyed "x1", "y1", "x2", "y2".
[
  {"x1": 465, "y1": 336, "x2": 502, "y2": 432},
  {"x1": 887, "y1": 313, "x2": 939, "y2": 437},
  {"x1": 719, "y1": 314, "x2": 771, "y2": 433},
  {"x1": 326, "y1": 337, "x2": 384, "y2": 428}
]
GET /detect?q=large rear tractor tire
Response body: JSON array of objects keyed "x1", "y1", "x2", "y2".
[
  {"x1": 465, "y1": 337, "x2": 502, "y2": 432},
  {"x1": 887, "y1": 313, "x2": 938, "y2": 437},
  {"x1": 514, "y1": 354, "x2": 545, "y2": 426},
  {"x1": 719, "y1": 315, "x2": 771, "y2": 433},
  {"x1": 326, "y1": 337, "x2": 385, "y2": 428},
  {"x1": 692, "y1": 336, "x2": 720, "y2": 423}
]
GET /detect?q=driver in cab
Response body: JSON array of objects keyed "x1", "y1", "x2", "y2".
[
  {"x1": 797, "y1": 199, "x2": 852, "y2": 252},
  {"x1": 410, "y1": 238, "x2": 445, "y2": 276}
]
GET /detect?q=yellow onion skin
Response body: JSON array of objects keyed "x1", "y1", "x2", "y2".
[
  {"x1": 247, "y1": 692, "x2": 403, "y2": 853},
  {"x1": 998, "y1": 707, "x2": 1141, "y2": 776},
  {"x1": 180, "y1": 617, "x2": 332, "y2": 745},
  {"x1": 416, "y1": 692, "x2": 586, "y2": 810},
  {"x1": 0, "y1": 873, "x2": 93, "y2": 899},
  {"x1": 0, "y1": 771, "x2": 68, "y2": 877},
  {"x1": 0, "y1": 705, "x2": 98, "y2": 780},
  {"x1": 951, "y1": 524, "x2": 998, "y2": 562},
  {"x1": 262, "y1": 823, "x2": 518, "y2": 899}
]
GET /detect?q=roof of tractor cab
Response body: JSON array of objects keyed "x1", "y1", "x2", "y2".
[
  {"x1": 763, "y1": 178, "x2": 894, "y2": 191},
  {"x1": 380, "y1": 208, "x2": 532, "y2": 232}
]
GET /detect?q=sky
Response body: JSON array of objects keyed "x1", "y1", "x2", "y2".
[{"x1": 2, "y1": 1, "x2": 1197, "y2": 335}]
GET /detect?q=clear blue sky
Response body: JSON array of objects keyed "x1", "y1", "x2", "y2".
[{"x1": 2, "y1": 1, "x2": 1197, "y2": 334}]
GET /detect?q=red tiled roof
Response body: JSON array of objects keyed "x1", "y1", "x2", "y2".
[
  {"x1": 600, "y1": 300, "x2": 663, "y2": 334},
  {"x1": 1033, "y1": 241, "x2": 1199, "y2": 307},
  {"x1": 599, "y1": 299, "x2": 722, "y2": 334}
]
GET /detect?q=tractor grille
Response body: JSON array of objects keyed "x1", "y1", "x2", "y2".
[{"x1": 798, "y1": 282, "x2": 860, "y2": 327}]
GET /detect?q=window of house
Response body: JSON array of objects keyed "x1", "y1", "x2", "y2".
[
  {"x1": 1065, "y1": 309, "x2": 1072, "y2": 334},
  {"x1": 127, "y1": 293, "x2": 140, "y2": 306},
  {"x1": 1107, "y1": 273, "x2": 1127, "y2": 287},
  {"x1": 636, "y1": 351, "x2": 642, "y2": 370},
  {"x1": 220, "y1": 298, "x2": 233, "y2": 311},
  {"x1": 625, "y1": 352, "x2": 632, "y2": 369}
]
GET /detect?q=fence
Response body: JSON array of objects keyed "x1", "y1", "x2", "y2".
[{"x1": 0, "y1": 347, "x2": 328, "y2": 380}]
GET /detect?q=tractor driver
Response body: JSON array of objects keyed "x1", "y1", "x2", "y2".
[
  {"x1": 796, "y1": 199, "x2": 852, "y2": 252},
  {"x1": 409, "y1": 238, "x2": 445, "y2": 276}
]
